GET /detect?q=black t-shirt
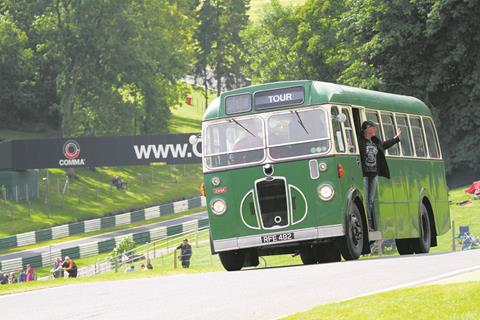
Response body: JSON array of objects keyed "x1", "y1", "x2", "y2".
[{"x1": 364, "y1": 139, "x2": 378, "y2": 177}]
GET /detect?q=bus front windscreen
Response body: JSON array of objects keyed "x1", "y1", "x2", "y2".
[
  {"x1": 204, "y1": 117, "x2": 266, "y2": 168},
  {"x1": 267, "y1": 108, "x2": 330, "y2": 159}
]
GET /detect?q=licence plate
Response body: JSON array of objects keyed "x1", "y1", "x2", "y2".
[{"x1": 261, "y1": 232, "x2": 294, "y2": 244}]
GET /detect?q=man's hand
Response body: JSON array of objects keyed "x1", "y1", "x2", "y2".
[{"x1": 394, "y1": 128, "x2": 402, "y2": 139}]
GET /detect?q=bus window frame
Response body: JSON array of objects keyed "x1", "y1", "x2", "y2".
[
  {"x1": 408, "y1": 115, "x2": 429, "y2": 159},
  {"x1": 265, "y1": 105, "x2": 332, "y2": 161},
  {"x1": 422, "y1": 117, "x2": 442, "y2": 159},
  {"x1": 330, "y1": 105, "x2": 347, "y2": 154},
  {"x1": 335, "y1": 106, "x2": 358, "y2": 155},
  {"x1": 379, "y1": 111, "x2": 400, "y2": 157},
  {"x1": 393, "y1": 112, "x2": 414, "y2": 158},
  {"x1": 203, "y1": 114, "x2": 267, "y2": 170}
]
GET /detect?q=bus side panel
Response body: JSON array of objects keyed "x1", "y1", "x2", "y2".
[
  {"x1": 431, "y1": 161, "x2": 450, "y2": 235},
  {"x1": 376, "y1": 175, "x2": 396, "y2": 239},
  {"x1": 389, "y1": 158, "x2": 411, "y2": 238}
]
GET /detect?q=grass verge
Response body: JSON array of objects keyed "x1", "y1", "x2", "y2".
[{"x1": 284, "y1": 281, "x2": 480, "y2": 320}]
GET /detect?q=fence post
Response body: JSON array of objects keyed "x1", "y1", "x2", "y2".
[
  {"x1": 15, "y1": 185, "x2": 18, "y2": 202},
  {"x1": 452, "y1": 220, "x2": 456, "y2": 251},
  {"x1": 195, "y1": 224, "x2": 199, "y2": 248}
]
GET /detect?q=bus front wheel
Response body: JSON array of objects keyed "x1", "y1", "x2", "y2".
[
  {"x1": 340, "y1": 203, "x2": 364, "y2": 260},
  {"x1": 219, "y1": 250, "x2": 245, "y2": 271}
]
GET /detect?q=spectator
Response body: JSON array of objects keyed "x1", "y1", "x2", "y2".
[
  {"x1": 63, "y1": 256, "x2": 78, "y2": 278},
  {"x1": 17, "y1": 268, "x2": 26, "y2": 283},
  {"x1": 140, "y1": 264, "x2": 147, "y2": 271},
  {"x1": 176, "y1": 239, "x2": 192, "y2": 268},
  {"x1": 146, "y1": 257, "x2": 153, "y2": 270},
  {"x1": 0, "y1": 271, "x2": 7, "y2": 285},
  {"x1": 26, "y1": 264, "x2": 36, "y2": 282},
  {"x1": 8, "y1": 272, "x2": 17, "y2": 284},
  {"x1": 111, "y1": 176, "x2": 128, "y2": 190},
  {"x1": 124, "y1": 265, "x2": 135, "y2": 273},
  {"x1": 51, "y1": 257, "x2": 64, "y2": 279}
]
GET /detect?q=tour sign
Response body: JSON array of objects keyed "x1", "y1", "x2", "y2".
[{"x1": 254, "y1": 86, "x2": 304, "y2": 110}]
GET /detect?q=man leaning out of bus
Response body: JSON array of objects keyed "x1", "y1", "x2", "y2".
[{"x1": 359, "y1": 120, "x2": 401, "y2": 231}]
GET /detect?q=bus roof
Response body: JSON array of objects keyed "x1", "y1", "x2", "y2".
[{"x1": 203, "y1": 80, "x2": 432, "y2": 121}]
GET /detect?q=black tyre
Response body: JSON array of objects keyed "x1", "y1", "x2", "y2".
[
  {"x1": 219, "y1": 250, "x2": 244, "y2": 271},
  {"x1": 340, "y1": 203, "x2": 364, "y2": 260},
  {"x1": 395, "y1": 238, "x2": 414, "y2": 255},
  {"x1": 413, "y1": 203, "x2": 432, "y2": 254},
  {"x1": 300, "y1": 245, "x2": 318, "y2": 265},
  {"x1": 317, "y1": 242, "x2": 341, "y2": 263}
]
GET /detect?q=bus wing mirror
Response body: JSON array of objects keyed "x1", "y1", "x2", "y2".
[
  {"x1": 335, "y1": 113, "x2": 347, "y2": 123},
  {"x1": 189, "y1": 134, "x2": 201, "y2": 145}
]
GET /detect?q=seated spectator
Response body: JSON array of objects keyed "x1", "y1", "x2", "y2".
[
  {"x1": 26, "y1": 264, "x2": 36, "y2": 282},
  {"x1": 63, "y1": 256, "x2": 78, "y2": 278},
  {"x1": 140, "y1": 264, "x2": 147, "y2": 271},
  {"x1": 124, "y1": 265, "x2": 135, "y2": 273},
  {"x1": 8, "y1": 272, "x2": 17, "y2": 284},
  {"x1": 17, "y1": 268, "x2": 26, "y2": 283},
  {"x1": 51, "y1": 257, "x2": 64, "y2": 279},
  {"x1": 0, "y1": 271, "x2": 7, "y2": 285},
  {"x1": 111, "y1": 176, "x2": 128, "y2": 190}
]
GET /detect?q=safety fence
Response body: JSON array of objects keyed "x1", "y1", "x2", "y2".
[
  {"x1": 0, "y1": 217, "x2": 209, "y2": 273},
  {"x1": 56, "y1": 226, "x2": 212, "y2": 280},
  {"x1": 0, "y1": 196, "x2": 206, "y2": 252}
]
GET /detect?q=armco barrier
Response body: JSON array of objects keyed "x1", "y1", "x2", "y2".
[
  {"x1": 0, "y1": 196, "x2": 206, "y2": 252},
  {"x1": 0, "y1": 217, "x2": 209, "y2": 273}
]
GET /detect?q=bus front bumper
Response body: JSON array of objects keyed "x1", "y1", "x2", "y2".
[{"x1": 213, "y1": 224, "x2": 344, "y2": 252}]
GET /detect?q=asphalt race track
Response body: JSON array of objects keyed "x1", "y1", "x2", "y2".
[
  {"x1": 0, "y1": 211, "x2": 208, "y2": 261},
  {"x1": 1, "y1": 250, "x2": 479, "y2": 320}
]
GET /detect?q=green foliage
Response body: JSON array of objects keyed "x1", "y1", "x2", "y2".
[
  {"x1": 111, "y1": 235, "x2": 136, "y2": 258},
  {"x1": 193, "y1": 0, "x2": 250, "y2": 98},
  {"x1": 1, "y1": 0, "x2": 194, "y2": 136}
]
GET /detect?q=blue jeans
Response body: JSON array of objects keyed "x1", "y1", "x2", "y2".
[{"x1": 363, "y1": 176, "x2": 378, "y2": 222}]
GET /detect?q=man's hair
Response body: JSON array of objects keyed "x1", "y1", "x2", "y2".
[{"x1": 361, "y1": 120, "x2": 376, "y2": 131}]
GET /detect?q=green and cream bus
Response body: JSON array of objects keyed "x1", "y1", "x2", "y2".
[{"x1": 201, "y1": 80, "x2": 450, "y2": 271}]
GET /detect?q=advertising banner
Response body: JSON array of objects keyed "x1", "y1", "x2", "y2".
[{"x1": 0, "y1": 133, "x2": 202, "y2": 170}]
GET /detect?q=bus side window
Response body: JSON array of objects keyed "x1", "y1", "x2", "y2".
[
  {"x1": 342, "y1": 108, "x2": 357, "y2": 153},
  {"x1": 331, "y1": 106, "x2": 345, "y2": 153},
  {"x1": 366, "y1": 110, "x2": 384, "y2": 141},
  {"x1": 423, "y1": 117, "x2": 441, "y2": 159},
  {"x1": 395, "y1": 114, "x2": 413, "y2": 156},
  {"x1": 409, "y1": 116, "x2": 427, "y2": 157},
  {"x1": 380, "y1": 112, "x2": 400, "y2": 156}
]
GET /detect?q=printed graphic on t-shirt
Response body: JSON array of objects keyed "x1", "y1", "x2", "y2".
[{"x1": 365, "y1": 141, "x2": 378, "y2": 173}]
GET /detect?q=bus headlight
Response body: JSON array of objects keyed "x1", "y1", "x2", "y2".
[
  {"x1": 317, "y1": 184, "x2": 334, "y2": 201},
  {"x1": 211, "y1": 199, "x2": 227, "y2": 215}
]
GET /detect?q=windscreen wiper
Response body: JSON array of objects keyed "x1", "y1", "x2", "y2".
[
  {"x1": 231, "y1": 119, "x2": 256, "y2": 137},
  {"x1": 294, "y1": 110, "x2": 309, "y2": 134}
]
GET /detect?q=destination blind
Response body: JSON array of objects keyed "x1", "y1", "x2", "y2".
[{"x1": 254, "y1": 86, "x2": 304, "y2": 110}]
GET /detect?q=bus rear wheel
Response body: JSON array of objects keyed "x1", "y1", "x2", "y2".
[
  {"x1": 340, "y1": 203, "x2": 364, "y2": 260},
  {"x1": 413, "y1": 203, "x2": 431, "y2": 254},
  {"x1": 219, "y1": 250, "x2": 245, "y2": 271}
]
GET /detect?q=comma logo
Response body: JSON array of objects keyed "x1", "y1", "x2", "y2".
[
  {"x1": 59, "y1": 140, "x2": 85, "y2": 166},
  {"x1": 63, "y1": 140, "x2": 81, "y2": 159}
]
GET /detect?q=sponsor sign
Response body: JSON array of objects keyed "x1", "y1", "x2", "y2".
[{"x1": 1, "y1": 134, "x2": 202, "y2": 170}]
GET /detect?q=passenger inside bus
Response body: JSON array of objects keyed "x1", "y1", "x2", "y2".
[{"x1": 228, "y1": 120, "x2": 264, "y2": 165}]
